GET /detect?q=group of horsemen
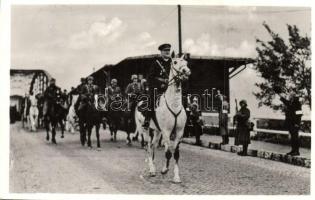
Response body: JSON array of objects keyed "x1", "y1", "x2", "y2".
[{"x1": 24, "y1": 43, "x2": 203, "y2": 139}]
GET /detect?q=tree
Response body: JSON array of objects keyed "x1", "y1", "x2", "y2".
[{"x1": 254, "y1": 22, "x2": 311, "y2": 111}]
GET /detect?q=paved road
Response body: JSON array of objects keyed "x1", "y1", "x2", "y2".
[{"x1": 10, "y1": 123, "x2": 310, "y2": 194}]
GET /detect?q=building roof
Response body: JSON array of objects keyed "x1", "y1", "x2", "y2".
[
  {"x1": 10, "y1": 69, "x2": 52, "y2": 97},
  {"x1": 120, "y1": 54, "x2": 255, "y2": 67}
]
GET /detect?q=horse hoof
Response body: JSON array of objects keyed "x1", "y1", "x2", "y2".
[
  {"x1": 61, "y1": 135, "x2": 64, "y2": 138},
  {"x1": 161, "y1": 169, "x2": 169, "y2": 175},
  {"x1": 97, "y1": 147, "x2": 101, "y2": 151},
  {"x1": 149, "y1": 172, "x2": 156, "y2": 177},
  {"x1": 110, "y1": 138, "x2": 113, "y2": 141},
  {"x1": 52, "y1": 140, "x2": 57, "y2": 145},
  {"x1": 46, "y1": 136, "x2": 49, "y2": 141},
  {"x1": 172, "y1": 178, "x2": 181, "y2": 183}
]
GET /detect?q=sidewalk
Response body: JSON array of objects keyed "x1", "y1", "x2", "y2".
[{"x1": 182, "y1": 134, "x2": 311, "y2": 168}]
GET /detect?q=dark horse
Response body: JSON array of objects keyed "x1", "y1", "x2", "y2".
[
  {"x1": 42, "y1": 94, "x2": 67, "y2": 144},
  {"x1": 107, "y1": 96, "x2": 136, "y2": 145},
  {"x1": 76, "y1": 95, "x2": 103, "y2": 148}
]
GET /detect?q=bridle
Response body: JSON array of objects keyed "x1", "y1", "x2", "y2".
[{"x1": 167, "y1": 59, "x2": 189, "y2": 87}]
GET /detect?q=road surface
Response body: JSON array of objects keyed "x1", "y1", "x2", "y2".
[{"x1": 9, "y1": 123, "x2": 310, "y2": 194}]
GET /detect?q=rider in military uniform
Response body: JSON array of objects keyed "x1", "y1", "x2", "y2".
[
  {"x1": 81, "y1": 76, "x2": 100, "y2": 106},
  {"x1": 143, "y1": 43, "x2": 172, "y2": 129},
  {"x1": 43, "y1": 78, "x2": 62, "y2": 117},
  {"x1": 125, "y1": 74, "x2": 141, "y2": 97},
  {"x1": 77, "y1": 78, "x2": 86, "y2": 95},
  {"x1": 107, "y1": 78, "x2": 122, "y2": 101}
]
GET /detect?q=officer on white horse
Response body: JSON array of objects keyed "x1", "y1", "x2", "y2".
[{"x1": 143, "y1": 43, "x2": 172, "y2": 129}]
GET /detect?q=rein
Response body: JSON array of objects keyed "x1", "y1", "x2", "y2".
[{"x1": 163, "y1": 94, "x2": 183, "y2": 140}]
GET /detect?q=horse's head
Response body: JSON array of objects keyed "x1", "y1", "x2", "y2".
[{"x1": 170, "y1": 53, "x2": 191, "y2": 83}]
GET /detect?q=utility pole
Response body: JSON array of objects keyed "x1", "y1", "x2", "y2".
[{"x1": 178, "y1": 5, "x2": 182, "y2": 56}]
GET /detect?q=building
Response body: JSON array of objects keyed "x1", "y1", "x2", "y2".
[
  {"x1": 10, "y1": 69, "x2": 52, "y2": 115},
  {"x1": 85, "y1": 54, "x2": 254, "y2": 112}
]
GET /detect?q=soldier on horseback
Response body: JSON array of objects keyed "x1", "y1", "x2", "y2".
[
  {"x1": 81, "y1": 76, "x2": 100, "y2": 107},
  {"x1": 43, "y1": 78, "x2": 62, "y2": 117},
  {"x1": 143, "y1": 43, "x2": 172, "y2": 129},
  {"x1": 107, "y1": 78, "x2": 122, "y2": 101},
  {"x1": 125, "y1": 74, "x2": 141, "y2": 110}
]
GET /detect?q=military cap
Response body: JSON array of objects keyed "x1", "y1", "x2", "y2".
[
  {"x1": 240, "y1": 99, "x2": 247, "y2": 106},
  {"x1": 87, "y1": 76, "x2": 94, "y2": 81},
  {"x1": 80, "y1": 77, "x2": 85, "y2": 82},
  {"x1": 50, "y1": 78, "x2": 56, "y2": 82},
  {"x1": 158, "y1": 43, "x2": 171, "y2": 51}
]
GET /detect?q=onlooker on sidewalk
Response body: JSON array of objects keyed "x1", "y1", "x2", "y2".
[
  {"x1": 218, "y1": 94, "x2": 229, "y2": 145},
  {"x1": 189, "y1": 97, "x2": 203, "y2": 145},
  {"x1": 279, "y1": 93, "x2": 303, "y2": 156},
  {"x1": 234, "y1": 100, "x2": 251, "y2": 156}
]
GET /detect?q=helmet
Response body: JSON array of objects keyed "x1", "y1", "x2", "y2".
[{"x1": 240, "y1": 100, "x2": 247, "y2": 106}]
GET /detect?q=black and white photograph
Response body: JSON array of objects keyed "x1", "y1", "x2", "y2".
[{"x1": 0, "y1": 0, "x2": 313, "y2": 198}]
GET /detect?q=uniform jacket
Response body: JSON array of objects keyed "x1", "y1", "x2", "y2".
[
  {"x1": 147, "y1": 57, "x2": 171, "y2": 89},
  {"x1": 44, "y1": 85, "x2": 61, "y2": 102},
  {"x1": 125, "y1": 82, "x2": 141, "y2": 96},
  {"x1": 107, "y1": 85, "x2": 122, "y2": 100},
  {"x1": 81, "y1": 84, "x2": 99, "y2": 101}
]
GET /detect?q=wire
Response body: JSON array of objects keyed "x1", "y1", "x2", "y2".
[{"x1": 149, "y1": 7, "x2": 178, "y2": 32}]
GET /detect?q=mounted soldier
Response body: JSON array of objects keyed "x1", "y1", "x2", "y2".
[
  {"x1": 74, "y1": 78, "x2": 87, "y2": 115},
  {"x1": 143, "y1": 43, "x2": 172, "y2": 129},
  {"x1": 43, "y1": 78, "x2": 62, "y2": 117},
  {"x1": 107, "y1": 78, "x2": 122, "y2": 101},
  {"x1": 81, "y1": 76, "x2": 100, "y2": 107},
  {"x1": 42, "y1": 78, "x2": 65, "y2": 143}
]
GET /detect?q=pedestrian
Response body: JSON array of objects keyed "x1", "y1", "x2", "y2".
[
  {"x1": 234, "y1": 99, "x2": 251, "y2": 156},
  {"x1": 189, "y1": 97, "x2": 203, "y2": 145},
  {"x1": 279, "y1": 93, "x2": 303, "y2": 156},
  {"x1": 218, "y1": 94, "x2": 229, "y2": 145},
  {"x1": 142, "y1": 43, "x2": 172, "y2": 129}
]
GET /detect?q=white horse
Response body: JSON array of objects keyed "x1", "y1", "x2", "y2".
[
  {"x1": 135, "y1": 53, "x2": 191, "y2": 183},
  {"x1": 66, "y1": 94, "x2": 79, "y2": 133},
  {"x1": 29, "y1": 94, "x2": 39, "y2": 132}
]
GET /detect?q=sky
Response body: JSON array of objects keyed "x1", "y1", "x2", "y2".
[{"x1": 11, "y1": 5, "x2": 311, "y2": 117}]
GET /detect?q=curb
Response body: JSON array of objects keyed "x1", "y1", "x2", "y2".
[{"x1": 182, "y1": 139, "x2": 311, "y2": 168}]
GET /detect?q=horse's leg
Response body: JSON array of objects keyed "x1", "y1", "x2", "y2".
[
  {"x1": 87, "y1": 124, "x2": 92, "y2": 148},
  {"x1": 146, "y1": 129, "x2": 156, "y2": 177},
  {"x1": 96, "y1": 123, "x2": 101, "y2": 148},
  {"x1": 44, "y1": 117, "x2": 50, "y2": 141},
  {"x1": 60, "y1": 119, "x2": 64, "y2": 138},
  {"x1": 161, "y1": 136, "x2": 171, "y2": 175},
  {"x1": 79, "y1": 120, "x2": 85, "y2": 146},
  {"x1": 34, "y1": 112, "x2": 38, "y2": 131},
  {"x1": 173, "y1": 139, "x2": 182, "y2": 183},
  {"x1": 141, "y1": 132, "x2": 145, "y2": 148},
  {"x1": 51, "y1": 122, "x2": 57, "y2": 144}
]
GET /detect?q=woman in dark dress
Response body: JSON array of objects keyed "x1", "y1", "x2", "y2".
[{"x1": 234, "y1": 100, "x2": 251, "y2": 156}]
